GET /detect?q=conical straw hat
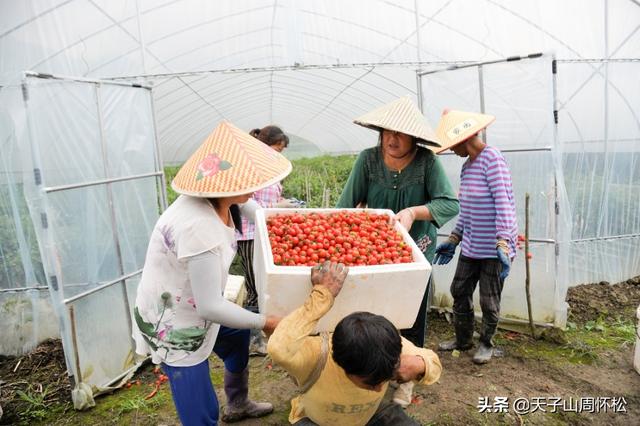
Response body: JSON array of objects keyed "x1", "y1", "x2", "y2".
[
  {"x1": 353, "y1": 96, "x2": 442, "y2": 149},
  {"x1": 171, "y1": 121, "x2": 292, "y2": 197},
  {"x1": 435, "y1": 110, "x2": 495, "y2": 154}
]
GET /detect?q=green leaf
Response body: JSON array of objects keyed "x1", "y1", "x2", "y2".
[
  {"x1": 140, "y1": 333, "x2": 158, "y2": 351},
  {"x1": 219, "y1": 160, "x2": 232, "y2": 170},
  {"x1": 134, "y1": 307, "x2": 158, "y2": 338},
  {"x1": 167, "y1": 326, "x2": 208, "y2": 340}
]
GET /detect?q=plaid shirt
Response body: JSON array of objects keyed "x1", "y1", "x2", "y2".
[{"x1": 237, "y1": 182, "x2": 283, "y2": 241}]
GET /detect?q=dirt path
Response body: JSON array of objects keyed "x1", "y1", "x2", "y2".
[{"x1": 1, "y1": 280, "x2": 639, "y2": 425}]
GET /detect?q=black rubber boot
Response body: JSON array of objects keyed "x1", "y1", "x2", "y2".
[
  {"x1": 473, "y1": 320, "x2": 498, "y2": 364},
  {"x1": 438, "y1": 311, "x2": 475, "y2": 351},
  {"x1": 221, "y1": 368, "x2": 273, "y2": 423}
]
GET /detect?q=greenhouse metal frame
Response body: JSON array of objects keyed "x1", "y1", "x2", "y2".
[{"x1": 1, "y1": 0, "x2": 638, "y2": 406}]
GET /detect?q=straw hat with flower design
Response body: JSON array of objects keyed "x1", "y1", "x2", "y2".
[
  {"x1": 172, "y1": 121, "x2": 292, "y2": 197},
  {"x1": 434, "y1": 110, "x2": 495, "y2": 154},
  {"x1": 353, "y1": 96, "x2": 443, "y2": 150}
]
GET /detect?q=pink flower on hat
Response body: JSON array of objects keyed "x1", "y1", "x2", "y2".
[{"x1": 196, "y1": 153, "x2": 232, "y2": 180}]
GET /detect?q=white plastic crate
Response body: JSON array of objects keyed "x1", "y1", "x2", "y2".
[{"x1": 253, "y1": 208, "x2": 432, "y2": 332}]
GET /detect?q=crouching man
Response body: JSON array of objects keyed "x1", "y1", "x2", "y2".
[{"x1": 268, "y1": 261, "x2": 442, "y2": 425}]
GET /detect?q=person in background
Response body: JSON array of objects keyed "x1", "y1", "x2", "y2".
[
  {"x1": 238, "y1": 125, "x2": 296, "y2": 356},
  {"x1": 336, "y1": 96, "x2": 459, "y2": 407},
  {"x1": 433, "y1": 109, "x2": 518, "y2": 364},
  {"x1": 268, "y1": 261, "x2": 442, "y2": 426},
  {"x1": 133, "y1": 121, "x2": 292, "y2": 425}
]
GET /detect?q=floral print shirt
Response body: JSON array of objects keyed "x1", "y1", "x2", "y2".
[{"x1": 133, "y1": 195, "x2": 237, "y2": 366}]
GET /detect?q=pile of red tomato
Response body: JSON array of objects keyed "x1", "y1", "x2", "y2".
[{"x1": 266, "y1": 211, "x2": 414, "y2": 266}]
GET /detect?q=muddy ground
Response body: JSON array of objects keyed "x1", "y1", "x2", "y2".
[{"x1": 1, "y1": 278, "x2": 639, "y2": 425}]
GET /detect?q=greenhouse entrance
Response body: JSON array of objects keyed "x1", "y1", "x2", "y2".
[
  {"x1": 417, "y1": 53, "x2": 569, "y2": 327},
  {"x1": 19, "y1": 73, "x2": 167, "y2": 407}
]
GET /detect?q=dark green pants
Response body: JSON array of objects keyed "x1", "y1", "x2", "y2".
[{"x1": 293, "y1": 401, "x2": 420, "y2": 426}]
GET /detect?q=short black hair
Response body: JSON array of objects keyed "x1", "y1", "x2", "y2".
[{"x1": 332, "y1": 312, "x2": 402, "y2": 386}]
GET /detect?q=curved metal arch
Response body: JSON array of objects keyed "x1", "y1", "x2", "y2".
[
  {"x1": 169, "y1": 105, "x2": 351, "y2": 161},
  {"x1": 161, "y1": 87, "x2": 363, "y2": 149},
  {"x1": 0, "y1": 0, "x2": 74, "y2": 39},
  {"x1": 293, "y1": 64, "x2": 424, "y2": 134},
  {"x1": 31, "y1": 12, "x2": 139, "y2": 70},
  {"x1": 557, "y1": 28, "x2": 640, "y2": 131},
  {"x1": 150, "y1": 53, "x2": 283, "y2": 93},
  {"x1": 299, "y1": 6, "x2": 424, "y2": 49},
  {"x1": 163, "y1": 90, "x2": 365, "y2": 159},
  {"x1": 163, "y1": 70, "x2": 371, "y2": 115},
  {"x1": 155, "y1": 71, "x2": 272, "y2": 108},
  {"x1": 295, "y1": 66, "x2": 375, "y2": 134},
  {"x1": 166, "y1": 103, "x2": 354, "y2": 162},
  {"x1": 268, "y1": 73, "x2": 379, "y2": 111},
  {"x1": 190, "y1": 65, "x2": 391, "y2": 109},
  {"x1": 153, "y1": 68, "x2": 392, "y2": 132},
  {"x1": 146, "y1": 4, "x2": 274, "y2": 46},
  {"x1": 155, "y1": 75, "x2": 273, "y2": 131},
  {"x1": 254, "y1": 89, "x2": 369, "y2": 138},
  {"x1": 156, "y1": 26, "x2": 274, "y2": 68},
  {"x1": 485, "y1": 0, "x2": 586, "y2": 59}
]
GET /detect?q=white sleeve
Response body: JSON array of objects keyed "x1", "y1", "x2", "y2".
[
  {"x1": 188, "y1": 251, "x2": 266, "y2": 330},
  {"x1": 238, "y1": 198, "x2": 261, "y2": 222}
]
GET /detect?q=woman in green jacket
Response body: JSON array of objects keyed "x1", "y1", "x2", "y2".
[{"x1": 337, "y1": 96, "x2": 459, "y2": 408}]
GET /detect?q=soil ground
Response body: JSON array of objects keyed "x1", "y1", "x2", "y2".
[{"x1": 1, "y1": 277, "x2": 639, "y2": 425}]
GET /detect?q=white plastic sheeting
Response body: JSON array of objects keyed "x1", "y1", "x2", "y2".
[
  {"x1": 420, "y1": 55, "x2": 571, "y2": 326},
  {"x1": 0, "y1": 75, "x2": 164, "y2": 404},
  {"x1": 0, "y1": 0, "x2": 637, "y2": 374},
  {"x1": 2, "y1": 1, "x2": 639, "y2": 161}
]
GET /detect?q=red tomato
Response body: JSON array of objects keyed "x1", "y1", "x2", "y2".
[{"x1": 266, "y1": 211, "x2": 414, "y2": 267}]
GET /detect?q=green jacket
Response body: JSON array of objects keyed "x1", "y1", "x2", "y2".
[{"x1": 337, "y1": 146, "x2": 459, "y2": 261}]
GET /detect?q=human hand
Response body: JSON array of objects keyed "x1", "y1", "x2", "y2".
[
  {"x1": 262, "y1": 315, "x2": 281, "y2": 336},
  {"x1": 496, "y1": 240, "x2": 511, "y2": 280},
  {"x1": 273, "y1": 198, "x2": 298, "y2": 208},
  {"x1": 433, "y1": 235, "x2": 460, "y2": 265},
  {"x1": 394, "y1": 208, "x2": 415, "y2": 231},
  {"x1": 310, "y1": 261, "x2": 349, "y2": 298},
  {"x1": 394, "y1": 354, "x2": 426, "y2": 383}
]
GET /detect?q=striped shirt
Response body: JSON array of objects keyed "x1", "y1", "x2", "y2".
[
  {"x1": 453, "y1": 146, "x2": 517, "y2": 259},
  {"x1": 237, "y1": 182, "x2": 283, "y2": 241}
]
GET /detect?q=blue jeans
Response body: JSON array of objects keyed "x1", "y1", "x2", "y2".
[{"x1": 162, "y1": 326, "x2": 250, "y2": 426}]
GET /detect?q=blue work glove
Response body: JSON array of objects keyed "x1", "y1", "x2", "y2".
[
  {"x1": 496, "y1": 240, "x2": 511, "y2": 280},
  {"x1": 433, "y1": 234, "x2": 460, "y2": 265}
]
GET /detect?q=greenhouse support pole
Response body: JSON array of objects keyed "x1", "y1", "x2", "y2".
[
  {"x1": 94, "y1": 84, "x2": 135, "y2": 347},
  {"x1": 478, "y1": 65, "x2": 487, "y2": 144},
  {"x1": 414, "y1": 69, "x2": 435, "y2": 313},
  {"x1": 596, "y1": 0, "x2": 611, "y2": 241},
  {"x1": 550, "y1": 56, "x2": 567, "y2": 328},
  {"x1": 149, "y1": 92, "x2": 168, "y2": 211},
  {"x1": 416, "y1": 72, "x2": 423, "y2": 112},
  {"x1": 135, "y1": 0, "x2": 147, "y2": 74},
  {"x1": 414, "y1": 0, "x2": 422, "y2": 64}
]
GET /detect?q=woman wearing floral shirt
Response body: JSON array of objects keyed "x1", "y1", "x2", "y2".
[{"x1": 133, "y1": 121, "x2": 291, "y2": 425}]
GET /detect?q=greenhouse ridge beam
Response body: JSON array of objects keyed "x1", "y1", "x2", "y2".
[
  {"x1": 109, "y1": 61, "x2": 477, "y2": 81},
  {"x1": 24, "y1": 71, "x2": 152, "y2": 89},
  {"x1": 417, "y1": 53, "x2": 544, "y2": 76}
]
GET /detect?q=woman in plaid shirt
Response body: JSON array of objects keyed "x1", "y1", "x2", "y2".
[{"x1": 237, "y1": 125, "x2": 294, "y2": 355}]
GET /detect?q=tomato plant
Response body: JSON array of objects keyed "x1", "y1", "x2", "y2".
[{"x1": 266, "y1": 211, "x2": 414, "y2": 266}]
